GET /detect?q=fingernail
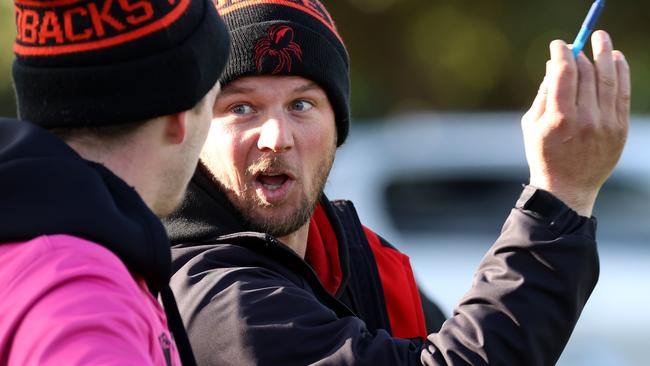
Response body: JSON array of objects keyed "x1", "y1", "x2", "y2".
[
  {"x1": 593, "y1": 32, "x2": 602, "y2": 43},
  {"x1": 598, "y1": 30, "x2": 611, "y2": 44}
]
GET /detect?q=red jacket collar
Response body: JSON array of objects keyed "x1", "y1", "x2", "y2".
[{"x1": 305, "y1": 203, "x2": 343, "y2": 295}]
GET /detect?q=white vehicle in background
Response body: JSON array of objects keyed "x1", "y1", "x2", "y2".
[{"x1": 326, "y1": 112, "x2": 650, "y2": 366}]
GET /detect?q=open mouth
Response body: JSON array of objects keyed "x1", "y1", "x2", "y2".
[
  {"x1": 251, "y1": 166, "x2": 297, "y2": 204},
  {"x1": 256, "y1": 172, "x2": 290, "y2": 190}
]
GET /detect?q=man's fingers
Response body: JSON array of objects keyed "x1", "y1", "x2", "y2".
[
  {"x1": 575, "y1": 51, "x2": 597, "y2": 118},
  {"x1": 592, "y1": 30, "x2": 617, "y2": 112},
  {"x1": 546, "y1": 40, "x2": 578, "y2": 114},
  {"x1": 613, "y1": 50, "x2": 631, "y2": 125}
]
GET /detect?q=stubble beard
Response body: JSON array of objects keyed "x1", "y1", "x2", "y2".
[{"x1": 223, "y1": 148, "x2": 335, "y2": 238}]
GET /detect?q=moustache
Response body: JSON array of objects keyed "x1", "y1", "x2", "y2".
[{"x1": 246, "y1": 155, "x2": 297, "y2": 179}]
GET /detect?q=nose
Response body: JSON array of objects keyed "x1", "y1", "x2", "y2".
[{"x1": 257, "y1": 113, "x2": 294, "y2": 153}]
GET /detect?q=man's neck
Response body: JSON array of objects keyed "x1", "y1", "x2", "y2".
[
  {"x1": 66, "y1": 140, "x2": 157, "y2": 215},
  {"x1": 278, "y1": 222, "x2": 310, "y2": 259}
]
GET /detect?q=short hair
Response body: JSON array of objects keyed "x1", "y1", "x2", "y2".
[
  {"x1": 49, "y1": 89, "x2": 210, "y2": 145},
  {"x1": 49, "y1": 120, "x2": 146, "y2": 145}
]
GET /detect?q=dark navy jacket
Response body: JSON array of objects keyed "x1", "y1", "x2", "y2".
[{"x1": 165, "y1": 167, "x2": 599, "y2": 365}]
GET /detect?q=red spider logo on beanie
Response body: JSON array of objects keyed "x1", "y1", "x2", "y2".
[{"x1": 253, "y1": 25, "x2": 303, "y2": 74}]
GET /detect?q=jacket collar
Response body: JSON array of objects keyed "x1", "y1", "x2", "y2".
[{"x1": 165, "y1": 165, "x2": 351, "y2": 296}]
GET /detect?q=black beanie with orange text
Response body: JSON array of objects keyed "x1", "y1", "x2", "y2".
[{"x1": 12, "y1": 0, "x2": 231, "y2": 128}]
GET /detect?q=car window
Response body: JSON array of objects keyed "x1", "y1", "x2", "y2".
[
  {"x1": 385, "y1": 175, "x2": 525, "y2": 237},
  {"x1": 385, "y1": 174, "x2": 650, "y2": 244}
]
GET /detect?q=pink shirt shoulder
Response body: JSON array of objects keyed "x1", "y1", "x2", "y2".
[{"x1": 0, "y1": 235, "x2": 181, "y2": 366}]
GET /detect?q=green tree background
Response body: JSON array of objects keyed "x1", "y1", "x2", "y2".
[{"x1": 1, "y1": 0, "x2": 648, "y2": 119}]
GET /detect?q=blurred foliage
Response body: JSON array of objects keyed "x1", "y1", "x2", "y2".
[
  {"x1": 328, "y1": 0, "x2": 650, "y2": 118},
  {"x1": 1, "y1": 0, "x2": 649, "y2": 120},
  {"x1": 0, "y1": 1, "x2": 16, "y2": 117}
]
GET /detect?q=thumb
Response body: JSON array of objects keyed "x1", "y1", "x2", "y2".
[{"x1": 523, "y1": 63, "x2": 550, "y2": 124}]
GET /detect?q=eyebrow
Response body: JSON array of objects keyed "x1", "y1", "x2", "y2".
[{"x1": 218, "y1": 86, "x2": 256, "y2": 97}]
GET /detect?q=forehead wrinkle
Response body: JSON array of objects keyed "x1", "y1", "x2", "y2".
[
  {"x1": 219, "y1": 85, "x2": 256, "y2": 97},
  {"x1": 220, "y1": 78, "x2": 322, "y2": 99},
  {"x1": 293, "y1": 82, "x2": 320, "y2": 93}
]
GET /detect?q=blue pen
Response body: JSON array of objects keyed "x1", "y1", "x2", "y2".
[{"x1": 572, "y1": 0, "x2": 606, "y2": 57}]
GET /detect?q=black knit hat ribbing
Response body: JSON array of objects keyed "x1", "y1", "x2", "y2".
[
  {"x1": 12, "y1": 0, "x2": 231, "y2": 128},
  {"x1": 216, "y1": 0, "x2": 350, "y2": 146}
]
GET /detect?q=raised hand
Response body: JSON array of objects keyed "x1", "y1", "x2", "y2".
[{"x1": 521, "y1": 30, "x2": 630, "y2": 217}]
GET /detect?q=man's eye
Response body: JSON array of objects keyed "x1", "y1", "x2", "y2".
[
  {"x1": 231, "y1": 104, "x2": 254, "y2": 115},
  {"x1": 290, "y1": 100, "x2": 314, "y2": 112}
]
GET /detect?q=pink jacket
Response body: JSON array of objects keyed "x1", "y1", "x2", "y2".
[{"x1": 0, "y1": 235, "x2": 181, "y2": 366}]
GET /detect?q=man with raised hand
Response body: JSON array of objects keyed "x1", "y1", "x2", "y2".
[
  {"x1": 0, "y1": 1, "x2": 229, "y2": 365},
  {"x1": 166, "y1": 1, "x2": 630, "y2": 364}
]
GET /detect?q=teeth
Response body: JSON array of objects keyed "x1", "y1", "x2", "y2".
[
  {"x1": 262, "y1": 182, "x2": 282, "y2": 190},
  {"x1": 257, "y1": 173, "x2": 287, "y2": 191}
]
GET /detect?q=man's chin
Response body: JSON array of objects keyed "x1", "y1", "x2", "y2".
[
  {"x1": 153, "y1": 196, "x2": 182, "y2": 218},
  {"x1": 245, "y1": 204, "x2": 314, "y2": 238}
]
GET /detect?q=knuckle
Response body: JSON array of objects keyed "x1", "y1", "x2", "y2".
[
  {"x1": 548, "y1": 111, "x2": 572, "y2": 126},
  {"x1": 598, "y1": 75, "x2": 617, "y2": 88},
  {"x1": 619, "y1": 124, "x2": 630, "y2": 141},
  {"x1": 577, "y1": 120, "x2": 598, "y2": 137},
  {"x1": 618, "y1": 91, "x2": 632, "y2": 104},
  {"x1": 614, "y1": 126, "x2": 628, "y2": 142},
  {"x1": 607, "y1": 118, "x2": 629, "y2": 138},
  {"x1": 579, "y1": 113, "x2": 598, "y2": 127},
  {"x1": 546, "y1": 111, "x2": 573, "y2": 130}
]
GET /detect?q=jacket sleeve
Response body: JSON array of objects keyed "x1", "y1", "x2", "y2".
[
  {"x1": 5, "y1": 237, "x2": 168, "y2": 366},
  {"x1": 173, "y1": 186, "x2": 598, "y2": 366},
  {"x1": 422, "y1": 186, "x2": 599, "y2": 365}
]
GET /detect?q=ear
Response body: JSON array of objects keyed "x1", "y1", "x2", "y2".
[{"x1": 165, "y1": 111, "x2": 188, "y2": 145}]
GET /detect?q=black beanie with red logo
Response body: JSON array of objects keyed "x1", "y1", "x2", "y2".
[
  {"x1": 12, "y1": 0, "x2": 230, "y2": 128},
  {"x1": 216, "y1": 0, "x2": 350, "y2": 146}
]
